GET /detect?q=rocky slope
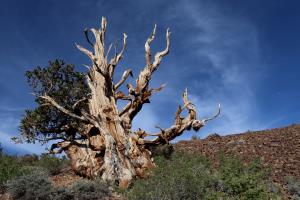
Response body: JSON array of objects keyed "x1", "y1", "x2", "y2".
[{"x1": 175, "y1": 124, "x2": 300, "y2": 192}]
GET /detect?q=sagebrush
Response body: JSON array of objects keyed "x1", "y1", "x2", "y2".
[{"x1": 124, "y1": 152, "x2": 281, "y2": 200}]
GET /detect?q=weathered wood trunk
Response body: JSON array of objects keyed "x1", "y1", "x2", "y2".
[
  {"x1": 59, "y1": 60, "x2": 155, "y2": 187},
  {"x1": 46, "y1": 17, "x2": 220, "y2": 187}
]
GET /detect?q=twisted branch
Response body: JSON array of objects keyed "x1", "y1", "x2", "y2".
[
  {"x1": 138, "y1": 89, "x2": 221, "y2": 145},
  {"x1": 119, "y1": 26, "x2": 170, "y2": 121},
  {"x1": 39, "y1": 95, "x2": 87, "y2": 121},
  {"x1": 114, "y1": 69, "x2": 133, "y2": 90},
  {"x1": 76, "y1": 17, "x2": 108, "y2": 75},
  {"x1": 145, "y1": 24, "x2": 156, "y2": 66}
]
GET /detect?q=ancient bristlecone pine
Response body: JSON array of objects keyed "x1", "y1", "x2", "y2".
[{"x1": 33, "y1": 18, "x2": 220, "y2": 187}]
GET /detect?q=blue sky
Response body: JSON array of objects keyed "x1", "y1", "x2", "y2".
[{"x1": 0, "y1": 0, "x2": 299, "y2": 154}]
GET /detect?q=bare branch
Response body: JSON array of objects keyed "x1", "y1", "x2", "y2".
[
  {"x1": 83, "y1": 64, "x2": 91, "y2": 71},
  {"x1": 39, "y1": 94, "x2": 87, "y2": 121},
  {"x1": 101, "y1": 17, "x2": 107, "y2": 43},
  {"x1": 75, "y1": 43, "x2": 95, "y2": 63},
  {"x1": 81, "y1": 110, "x2": 97, "y2": 124},
  {"x1": 152, "y1": 28, "x2": 171, "y2": 68},
  {"x1": 181, "y1": 88, "x2": 196, "y2": 120},
  {"x1": 84, "y1": 28, "x2": 94, "y2": 47},
  {"x1": 115, "y1": 33, "x2": 127, "y2": 63},
  {"x1": 203, "y1": 103, "x2": 221, "y2": 122},
  {"x1": 49, "y1": 141, "x2": 71, "y2": 154},
  {"x1": 118, "y1": 103, "x2": 131, "y2": 117},
  {"x1": 139, "y1": 89, "x2": 220, "y2": 145},
  {"x1": 90, "y1": 28, "x2": 99, "y2": 42},
  {"x1": 114, "y1": 91, "x2": 132, "y2": 101},
  {"x1": 86, "y1": 74, "x2": 95, "y2": 91},
  {"x1": 72, "y1": 97, "x2": 88, "y2": 109},
  {"x1": 118, "y1": 29, "x2": 171, "y2": 120},
  {"x1": 40, "y1": 102, "x2": 51, "y2": 107},
  {"x1": 149, "y1": 83, "x2": 166, "y2": 93},
  {"x1": 136, "y1": 28, "x2": 171, "y2": 95},
  {"x1": 145, "y1": 24, "x2": 157, "y2": 66},
  {"x1": 126, "y1": 83, "x2": 136, "y2": 95},
  {"x1": 76, "y1": 18, "x2": 109, "y2": 77},
  {"x1": 118, "y1": 84, "x2": 165, "y2": 119},
  {"x1": 114, "y1": 69, "x2": 133, "y2": 90},
  {"x1": 105, "y1": 43, "x2": 113, "y2": 61},
  {"x1": 109, "y1": 33, "x2": 127, "y2": 76},
  {"x1": 88, "y1": 19, "x2": 107, "y2": 72}
]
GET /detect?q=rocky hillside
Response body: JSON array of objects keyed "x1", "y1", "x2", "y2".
[{"x1": 175, "y1": 124, "x2": 300, "y2": 187}]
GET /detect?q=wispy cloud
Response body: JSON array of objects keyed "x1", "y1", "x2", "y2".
[
  {"x1": 0, "y1": 100, "x2": 26, "y2": 113},
  {"x1": 0, "y1": 114, "x2": 46, "y2": 154},
  {"x1": 159, "y1": 0, "x2": 266, "y2": 138}
]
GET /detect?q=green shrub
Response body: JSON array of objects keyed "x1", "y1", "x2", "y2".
[
  {"x1": 191, "y1": 135, "x2": 200, "y2": 141},
  {"x1": 285, "y1": 176, "x2": 300, "y2": 199},
  {"x1": 37, "y1": 153, "x2": 68, "y2": 175},
  {"x1": 50, "y1": 179, "x2": 112, "y2": 200},
  {"x1": 6, "y1": 170, "x2": 52, "y2": 200},
  {"x1": 6, "y1": 170, "x2": 111, "y2": 200},
  {"x1": 70, "y1": 179, "x2": 112, "y2": 200},
  {"x1": 0, "y1": 148, "x2": 68, "y2": 194},
  {"x1": 50, "y1": 187, "x2": 73, "y2": 200},
  {"x1": 18, "y1": 154, "x2": 39, "y2": 165},
  {"x1": 124, "y1": 153, "x2": 220, "y2": 200},
  {"x1": 149, "y1": 144, "x2": 174, "y2": 159},
  {"x1": 124, "y1": 152, "x2": 280, "y2": 200},
  {"x1": 0, "y1": 153, "x2": 29, "y2": 193},
  {"x1": 218, "y1": 155, "x2": 273, "y2": 199}
]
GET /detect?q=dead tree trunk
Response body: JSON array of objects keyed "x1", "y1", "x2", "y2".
[{"x1": 40, "y1": 18, "x2": 220, "y2": 188}]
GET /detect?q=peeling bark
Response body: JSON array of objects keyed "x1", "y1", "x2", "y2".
[{"x1": 41, "y1": 17, "x2": 220, "y2": 187}]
